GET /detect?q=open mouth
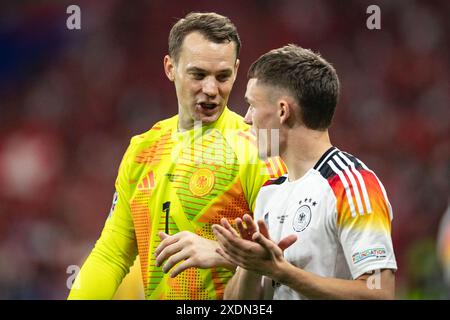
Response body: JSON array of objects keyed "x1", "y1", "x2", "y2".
[{"x1": 199, "y1": 102, "x2": 218, "y2": 110}]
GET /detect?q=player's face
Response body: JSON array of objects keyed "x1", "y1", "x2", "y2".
[
  {"x1": 164, "y1": 32, "x2": 239, "y2": 131},
  {"x1": 245, "y1": 78, "x2": 281, "y2": 160}
]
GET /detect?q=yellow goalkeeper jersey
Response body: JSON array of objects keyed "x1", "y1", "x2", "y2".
[{"x1": 68, "y1": 107, "x2": 286, "y2": 300}]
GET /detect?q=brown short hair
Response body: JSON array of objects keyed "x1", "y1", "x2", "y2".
[
  {"x1": 168, "y1": 12, "x2": 241, "y2": 63},
  {"x1": 248, "y1": 44, "x2": 340, "y2": 130}
]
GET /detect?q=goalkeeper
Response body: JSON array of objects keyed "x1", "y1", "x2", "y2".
[{"x1": 68, "y1": 12, "x2": 285, "y2": 300}]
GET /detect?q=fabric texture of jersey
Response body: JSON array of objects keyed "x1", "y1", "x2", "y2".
[
  {"x1": 255, "y1": 147, "x2": 397, "y2": 300},
  {"x1": 68, "y1": 107, "x2": 286, "y2": 300}
]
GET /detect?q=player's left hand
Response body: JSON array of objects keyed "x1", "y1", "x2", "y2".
[
  {"x1": 212, "y1": 217, "x2": 297, "y2": 279},
  {"x1": 154, "y1": 231, "x2": 234, "y2": 278}
]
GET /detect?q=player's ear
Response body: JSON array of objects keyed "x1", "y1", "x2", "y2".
[
  {"x1": 164, "y1": 55, "x2": 175, "y2": 81},
  {"x1": 232, "y1": 59, "x2": 240, "y2": 82},
  {"x1": 279, "y1": 99, "x2": 291, "y2": 125}
]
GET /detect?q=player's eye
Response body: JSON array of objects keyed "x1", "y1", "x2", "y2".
[
  {"x1": 216, "y1": 74, "x2": 230, "y2": 83},
  {"x1": 191, "y1": 73, "x2": 205, "y2": 80}
]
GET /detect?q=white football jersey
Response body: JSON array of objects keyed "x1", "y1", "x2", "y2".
[{"x1": 254, "y1": 147, "x2": 397, "y2": 300}]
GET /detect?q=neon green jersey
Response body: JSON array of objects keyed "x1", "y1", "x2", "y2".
[{"x1": 68, "y1": 107, "x2": 286, "y2": 300}]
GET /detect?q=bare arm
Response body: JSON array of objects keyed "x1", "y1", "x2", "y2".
[
  {"x1": 213, "y1": 215, "x2": 296, "y2": 300},
  {"x1": 272, "y1": 261, "x2": 395, "y2": 300},
  {"x1": 223, "y1": 267, "x2": 263, "y2": 300},
  {"x1": 214, "y1": 216, "x2": 395, "y2": 300}
]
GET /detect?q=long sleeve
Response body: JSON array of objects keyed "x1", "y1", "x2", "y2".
[
  {"x1": 68, "y1": 142, "x2": 138, "y2": 299},
  {"x1": 67, "y1": 223, "x2": 138, "y2": 299}
]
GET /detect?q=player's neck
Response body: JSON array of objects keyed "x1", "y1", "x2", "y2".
[
  {"x1": 282, "y1": 127, "x2": 332, "y2": 182},
  {"x1": 178, "y1": 115, "x2": 194, "y2": 132}
]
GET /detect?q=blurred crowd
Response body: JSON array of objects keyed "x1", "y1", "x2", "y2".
[{"x1": 0, "y1": 0, "x2": 448, "y2": 299}]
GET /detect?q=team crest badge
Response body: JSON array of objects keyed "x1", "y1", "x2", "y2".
[
  {"x1": 293, "y1": 204, "x2": 312, "y2": 232},
  {"x1": 189, "y1": 168, "x2": 215, "y2": 196}
]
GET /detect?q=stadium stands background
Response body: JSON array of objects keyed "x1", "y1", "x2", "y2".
[{"x1": 0, "y1": 0, "x2": 449, "y2": 299}]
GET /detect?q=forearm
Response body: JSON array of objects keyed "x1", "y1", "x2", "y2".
[
  {"x1": 274, "y1": 263, "x2": 395, "y2": 300},
  {"x1": 210, "y1": 239, "x2": 237, "y2": 271},
  {"x1": 68, "y1": 253, "x2": 123, "y2": 299},
  {"x1": 224, "y1": 267, "x2": 263, "y2": 300},
  {"x1": 217, "y1": 255, "x2": 237, "y2": 272},
  {"x1": 68, "y1": 228, "x2": 137, "y2": 299}
]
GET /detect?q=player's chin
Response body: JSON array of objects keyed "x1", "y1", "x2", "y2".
[{"x1": 197, "y1": 107, "x2": 224, "y2": 124}]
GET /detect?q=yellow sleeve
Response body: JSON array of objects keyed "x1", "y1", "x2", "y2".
[
  {"x1": 113, "y1": 257, "x2": 145, "y2": 300},
  {"x1": 242, "y1": 156, "x2": 286, "y2": 213},
  {"x1": 68, "y1": 144, "x2": 138, "y2": 299}
]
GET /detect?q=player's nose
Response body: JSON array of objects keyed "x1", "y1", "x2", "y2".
[
  {"x1": 202, "y1": 77, "x2": 218, "y2": 97},
  {"x1": 244, "y1": 107, "x2": 253, "y2": 125}
]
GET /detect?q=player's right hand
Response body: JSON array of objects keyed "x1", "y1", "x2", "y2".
[{"x1": 154, "y1": 231, "x2": 234, "y2": 278}]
